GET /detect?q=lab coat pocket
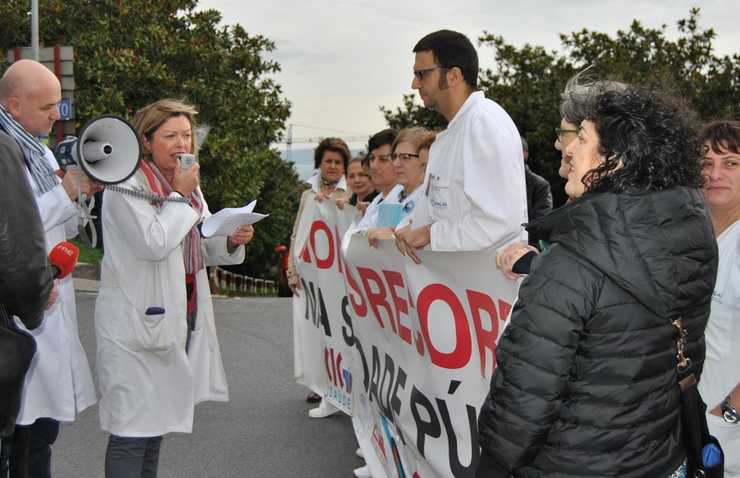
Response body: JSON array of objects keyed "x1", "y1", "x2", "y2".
[
  {"x1": 428, "y1": 178, "x2": 452, "y2": 211},
  {"x1": 704, "y1": 310, "x2": 733, "y2": 360},
  {"x1": 127, "y1": 306, "x2": 171, "y2": 353}
]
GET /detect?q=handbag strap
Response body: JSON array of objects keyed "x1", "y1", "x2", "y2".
[
  {"x1": 0, "y1": 302, "x2": 12, "y2": 327},
  {"x1": 671, "y1": 317, "x2": 712, "y2": 474}
]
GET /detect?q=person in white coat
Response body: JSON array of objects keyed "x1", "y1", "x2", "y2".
[
  {"x1": 95, "y1": 99, "x2": 254, "y2": 478},
  {"x1": 396, "y1": 30, "x2": 527, "y2": 262},
  {"x1": 697, "y1": 120, "x2": 740, "y2": 477},
  {"x1": 0, "y1": 59, "x2": 98, "y2": 478}
]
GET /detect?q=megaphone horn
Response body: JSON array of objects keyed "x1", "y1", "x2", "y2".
[
  {"x1": 53, "y1": 114, "x2": 143, "y2": 250},
  {"x1": 54, "y1": 114, "x2": 142, "y2": 185}
]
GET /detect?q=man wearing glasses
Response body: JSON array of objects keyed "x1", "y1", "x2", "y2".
[{"x1": 397, "y1": 29, "x2": 527, "y2": 262}]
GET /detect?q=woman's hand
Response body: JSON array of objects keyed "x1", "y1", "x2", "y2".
[
  {"x1": 356, "y1": 201, "x2": 370, "y2": 214},
  {"x1": 171, "y1": 163, "x2": 200, "y2": 197},
  {"x1": 394, "y1": 224, "x2": 411, "y2": 255},
  {"x1": 496, "y1": 242, "x2": 539, "y2": 280},
  {"x1": 367, "y1": 227, "x2": 395, "y2": 249},
  {"x1": 228, "y1": 224, "x2": 254, "y2": 248},
  {"x1": 334, "y1": 198, "x2": 350, "y2": 210},
  {"x1": 45, "y1": 282, "x2": 59, "y2": 310}
]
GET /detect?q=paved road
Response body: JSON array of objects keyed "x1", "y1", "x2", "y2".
[{"x1": 52, "y1": 292, "x2": 361, "y2": 477}]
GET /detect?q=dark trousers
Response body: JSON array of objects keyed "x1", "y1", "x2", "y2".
[
  {"x1": 4, "y1": 418, "x2": 60, "y2": 478},
  {"x1": 105, "y1": 435, "x2": 163, "y2": 478},
  {"x1": 0, "y1": 436, "x2": 10, "y2": 478}
]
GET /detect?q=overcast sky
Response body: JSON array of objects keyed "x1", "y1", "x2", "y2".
[{"x1": 197, "y1": 0, "x2": 738, "y2": 149}]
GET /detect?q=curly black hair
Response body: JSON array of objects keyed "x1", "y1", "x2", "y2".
[{"x1": 582, "y1": 85, "x2": 704, "y2": 194}]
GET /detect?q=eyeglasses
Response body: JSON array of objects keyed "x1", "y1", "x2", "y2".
[
  {"x1": 367, "y1": 154, "x2": 390, "y2": 163},
  {"x1": 555, "y1": 127, "x2": 579, "y2": 141},
  {"x1": 388, "y1": 152, "x2": 420, "y2": 163},
  {"x1": 413, "y1": 66, "x2": 449, "y2": 81}
]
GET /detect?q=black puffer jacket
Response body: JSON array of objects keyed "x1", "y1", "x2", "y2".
[
  {"x1": 0, "y1": 128, "x2": 53, "y2": 437},
  {"x1": 477, "y1": 187, "x2": 717, "y2": 477}
]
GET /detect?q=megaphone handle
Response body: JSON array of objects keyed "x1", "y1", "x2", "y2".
[
  {"x1": 77, "y1": 220, "x2": 97, "y2": 249},
  {"x1": 77, "y1": 203, "x2": 97, "y2": 249},
  {"x1": 72, "y1": 166, "x2": 97, "y2": 249},
  {"x1": 76, "y1": 165, "x2": 87, "y2": 203}
]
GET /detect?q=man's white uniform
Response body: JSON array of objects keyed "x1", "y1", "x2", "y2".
[
  {"x1": 14, "y1": 148, "x2": 97, "y2": 424},
  {"x1": 411, "y1": 91, "x2": 527, "y2": 251}
]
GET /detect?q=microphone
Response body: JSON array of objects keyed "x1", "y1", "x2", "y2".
[{"x1": 49, "y1": 242, "x2": 80, "y2": 279}]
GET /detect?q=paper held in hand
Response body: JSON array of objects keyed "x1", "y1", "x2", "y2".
[{"x1": 201, "y1": 199, "x2": 268, "y2": 237}]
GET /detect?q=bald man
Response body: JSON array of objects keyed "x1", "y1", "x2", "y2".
[{"x1": 0, "y1": 60, "x2": 97, "y2": 478}]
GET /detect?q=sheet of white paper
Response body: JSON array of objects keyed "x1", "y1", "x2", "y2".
[{"x1": 201, "y1": 199, "x2": 269, "y2": 237}]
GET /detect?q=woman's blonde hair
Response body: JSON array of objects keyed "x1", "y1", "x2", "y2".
[
  {"x1": 132, "y1": 99, "x2": 198, "y2": 159},
  {"x1": 391, "y1": 127, "x2": 430, "y2": 153}
]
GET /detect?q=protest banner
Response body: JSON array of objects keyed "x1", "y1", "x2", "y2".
[
  {"x1": 342, "y1": 237, "x2": 519, "y2": 478},
  {"x1": 293, "y1": 202, "x2": 520, "y2": 477},
  {"x1": 293, "y1": 198, "x2": 358, "y2": 414}
]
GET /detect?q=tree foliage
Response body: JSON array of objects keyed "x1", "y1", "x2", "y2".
[
  {"x1": 382, "y1": 8, "x2": 740, "y2": 205},
  {"x1": 0, "y1": 0, "x2": 305, "y2": 278}
]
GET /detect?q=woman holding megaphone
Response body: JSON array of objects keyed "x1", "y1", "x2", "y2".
[{"x1": 94, "y1": 99, "x2": 253, "y2": 477}]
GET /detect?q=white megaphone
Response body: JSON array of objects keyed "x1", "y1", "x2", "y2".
[
  {"x1": 55, "y1": 114, "x2": 142, "y2": 184},
  {"x1": 54, "y1": 115, "x2": 142, "y2": 248}
]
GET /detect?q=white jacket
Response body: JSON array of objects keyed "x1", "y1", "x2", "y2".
[
  {"x1": 411, "y1": 91, "x2": 527, "y2": 251},
  {"x1": 698, "y1": 220, "x2": 740, "y2": 477},
  {"x1": 95, "y1": 175, "x2": 243, "y2": 437},
  {"x1": 15, "y1": 148, "x2": 97, "y2": 424}
]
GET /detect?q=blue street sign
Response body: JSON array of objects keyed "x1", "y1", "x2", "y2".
[{"x1": 58, "y1": 98, "x2": 72, "y2": 120}]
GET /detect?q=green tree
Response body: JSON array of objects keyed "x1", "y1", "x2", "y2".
[
  {"x1": 0, "y1": 0, "x2": 304, "y2": 278},
  {"x1": 383, "y1": 8, "x2": 740, "y2": 205}
]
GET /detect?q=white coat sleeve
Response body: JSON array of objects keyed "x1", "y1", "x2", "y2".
[{"x1": 35, "y1": 184, "x2": 78, "y2": 235}]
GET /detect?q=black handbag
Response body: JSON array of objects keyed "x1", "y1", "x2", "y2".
[
  {"x1": 672, "y1": 318, "x2": 724, "y2": 478},
  {"x1": 0, "y1": 303, "x2": 37, "y2": 437}
]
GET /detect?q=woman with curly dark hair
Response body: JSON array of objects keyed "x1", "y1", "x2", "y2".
[{"x1": 477, "y1": 85, "x2": 718, "y2": 477}]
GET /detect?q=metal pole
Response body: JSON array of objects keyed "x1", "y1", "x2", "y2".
[{"x1": 31, "y1": 0, "x2": 39, "y2": 60}]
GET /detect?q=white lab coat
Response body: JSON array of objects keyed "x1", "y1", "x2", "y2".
[
  {"x1": 95, "y1": 174, "x2": 244, "y2": 437},
  {"x1": 698, "y1": 220, "x2": 740, "y2": 477},
  {"x1": 410, "y1": 91, "x2": 527, "y2": 251},
  {"x1": 14, "y1": 148, "x2": 97, "y2": 424}
]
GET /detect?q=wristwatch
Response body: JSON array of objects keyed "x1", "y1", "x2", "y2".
[{"x1": 720, "y1": 396, "x2": 739, "y2": 423}]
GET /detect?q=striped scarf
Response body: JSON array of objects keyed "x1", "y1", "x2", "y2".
[
  {"x1": 0, "y1": 104, "x2": 57, "y2": 195},
  {"x1": 137, "y1": 160, "x2": 204, "y2": 274}
]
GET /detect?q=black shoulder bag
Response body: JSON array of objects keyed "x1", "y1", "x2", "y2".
[
  {"x1": 0, "y1": 303, "x2": 37, "y2": 437},
  {"x1": 672, "y1": 318, "x2": 724, "y2": 478}
]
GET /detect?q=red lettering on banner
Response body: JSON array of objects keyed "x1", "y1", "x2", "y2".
[
  {"x1": 467, "y1": 290, "x2": 500, "y2": 377},
  {"x1": 498, "y1": 299, "x2": 512, "y2": 322},
  {"x1": 357, "y1": 267, "x2": 391, "y2": 329},
  {"x1": 324, "y1": 346, "x2": 353, "y2": 394},
  {"x1": 384, "y1": 270, "x2": 412, "y2": 345},
  {"x1": 345, "y1": 267, "x2": 368, "y2": 317},
  {"x1": 334, "y1": 225, "x2": 343, "y2": 274},
  {"x1": 325, "y1": 347, "x2": 333, "y2": 384},
  {"x1": 300, "y1": 240, "x2": 311, "y2": 263},
  {"x1": 309, "y1": 221, "x2": 334, "y2": 269},
  {"x1": 416, "y1": 284, "x2": 472, "y2": 369}
]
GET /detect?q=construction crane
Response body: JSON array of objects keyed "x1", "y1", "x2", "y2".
[{"x1": 280, "y1": 123, "x2": 367, "y2": 161}]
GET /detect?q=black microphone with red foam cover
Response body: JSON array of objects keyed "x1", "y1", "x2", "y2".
[{"x1": 49, "y1": 242, "x2": 79, "y2": 279}]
